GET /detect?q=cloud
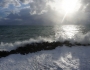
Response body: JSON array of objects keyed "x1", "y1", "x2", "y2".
[
  {"x1": 0, "y1": 0, "x2": 90, "y2": 25},
  {"x1": 0, "y1": 0, "x2": 90, "y2": 14},
  {"x1": 15, "y1": 19, "x2": 22, "y2": 21},
  {"x1": 19, "y1": 0, "x2": 30, "y2": 4},
  {"x1": 4, "y1": 18, "x2": 10, "y2": 20},
  {"x1": 0, "y1": 7, "x2": 62, "y2": 25},
  {"x1": 29, "y1": 0, "x2": 90, "y2": 15},
  {"x1": 29, "y1": 0, "x2": 49, "y2": 15},
  {"x1": 0, "y1": 0, "x2": 21, "y2": 8},
  {"x1": 0, "y1": 0, "x2": 53, "y2": 15}
]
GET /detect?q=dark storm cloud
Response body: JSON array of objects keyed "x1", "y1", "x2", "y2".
[{"x1": 0, "y1": 8, "x2": 62, "y2": 25}]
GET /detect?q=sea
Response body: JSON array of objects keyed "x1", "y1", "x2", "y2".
[{"x1": 0, "y1": 24, "x2": 90, "y2": 70}]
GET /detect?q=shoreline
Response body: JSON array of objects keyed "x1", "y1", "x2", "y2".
[{"x1": 0, "y1": 41, "x2": 90, "y2": 58}]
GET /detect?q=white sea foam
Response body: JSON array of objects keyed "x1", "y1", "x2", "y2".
[
  {"x1": 0, "y1": 37, "x2": 53, "y2": 51},
  {"x1": 55, "y1": 32, "x2": 90, "y2": 44},
  {"x1": 0, "y1": 32, "x2": 90, "y2": 51},
  {"x1": 0, "y1": 46, "x2": 90, "y2": 70}
]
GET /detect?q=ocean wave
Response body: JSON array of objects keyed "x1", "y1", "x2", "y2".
[
  {"x1": 0, "y1": 39, "x2": 90, "y2": 58},
  {"x1": 0, "y1": 31, "x2": 90, "y2": 51},
  {"x1": 0, "y1": 37, "x2": 53, "y2": 51},
  {"x1": 55, "y1": 32, "x2": 90, "y2": 44}
]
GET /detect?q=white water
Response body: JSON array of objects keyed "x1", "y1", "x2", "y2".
[
  {"x1": 0, "y1": 25, "x2": 90, "y2": 51},
  {"x1": 0, "y1": 46, "x2": 90, "y2": 70},
  {"x1": 0, "y1": 31, "x2": 90, "y2": 51},
  {"x1": 0, "y1": 25, "x2": 90, "y2": 70},
  {"x1": 0, "y1": 37, "x2": 53, "y2": 51}
]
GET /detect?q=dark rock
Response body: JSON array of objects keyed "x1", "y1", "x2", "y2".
[{"x1": 0, "y1": 41, "x2": 90, "y2": 58}]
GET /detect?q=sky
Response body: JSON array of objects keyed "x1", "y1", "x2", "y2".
[{"x1": 0, "y1": 0, "x2": 90, "y2": 25}]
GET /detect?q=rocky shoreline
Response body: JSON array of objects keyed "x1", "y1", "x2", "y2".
[{"x1": 0, "y1": 41, "x2": 90, "y2": 58}]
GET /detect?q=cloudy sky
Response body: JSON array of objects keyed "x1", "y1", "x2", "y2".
[{"x1": 0, "y1": 0, "x2": 90, "y2": 25}]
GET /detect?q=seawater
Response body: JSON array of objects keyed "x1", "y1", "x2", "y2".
[
  {"x1": 0, "y1": 25, "x2": 90, "y2": 70},
  {"x1": 0, "y1": 25, "x2": 55, "y2": 43},
  {"x1": 0, "y1": 25, "x2": 90, "y2": 43}
]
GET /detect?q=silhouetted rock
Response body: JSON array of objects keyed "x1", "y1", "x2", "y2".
[{"x1": 0, "y1": 41, "x2": 90, "y2": 58}]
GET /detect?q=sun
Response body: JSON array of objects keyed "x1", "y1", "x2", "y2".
[
  {"x1": 48, "y1": 0, "x2": 81, "y2": 23},
  {"x1": 61, "y1": 0, "x2": 81, "y2": 13},
  {"x1": 50, "y1": 0, "x2": 81, "y2": 14}
]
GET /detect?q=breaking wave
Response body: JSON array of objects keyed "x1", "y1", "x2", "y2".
[
  {"x1": 0, "y1": 31, "x2": 90, "y2": 51},
  {"x1": 55, "y1": 32, "x2": 90, "y2": 44},
  {"x1": 0, "y1": 25, "x2": 90, "y2": 51},
  {"x1": 0, "y1": 25, "x2": 90, "y2": 70},
  {"x1": 0, "y1": 37, "x2": 53, "y2": 51}
]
